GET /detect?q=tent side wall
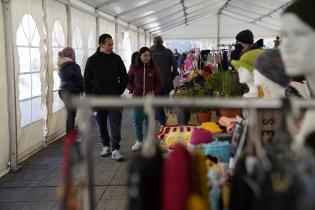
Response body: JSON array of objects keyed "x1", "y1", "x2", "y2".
[{"x1": 0, "y1": 1, "x2": 10, "y2": 177}]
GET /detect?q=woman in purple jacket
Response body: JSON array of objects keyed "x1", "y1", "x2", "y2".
[{"x1": 127, "y1": 47, "x2": 164, "y2": 151}]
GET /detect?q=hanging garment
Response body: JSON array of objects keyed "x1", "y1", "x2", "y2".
[
  {"x1": 230, "y1": 132, "x2": 315, "y2": 210},
  {"x1": 208, "y1": 164, "x2": 224, "y2": 210},
  {"x1": 186, "y1": 194, "x2": 209, "y2": 210},
  {"x1": 162, "y1": 144, "x2": 193, "y2": 210},
  {"x1": 191, "y1": 151, "x2": 210, "y2": 210},
  {"x1": 184, "y1": 55, "x2": 193, "y2": 75},
  {"x1": 222, "y1": 51, "x2": 229, "y2": 71},
  {"x1": 127, "y1": 145, "x2": 164, "y2": 210}
]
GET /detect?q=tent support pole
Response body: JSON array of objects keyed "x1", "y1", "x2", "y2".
[
  {"x1": 96, "y1": 8, "x2": 100, "y2": 40},
  {"x1": 217, "y1": 13, "x2": 221, "y2": 48},
  {"x1": 2, "y1": 0, "x2": 20, "y2": 172},
  {"x1": 66, "y1": 0, "x2": 72, "y2": 46},
  {"x1": 115, "y1": 18, "x2": 118, "y2": 52},
  {"x1": 137, "y1": 28, "x2": 140, "y2": 48}
]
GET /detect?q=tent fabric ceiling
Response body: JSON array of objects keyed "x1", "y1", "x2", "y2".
[{"x1": 78, "y1": 0, "x2": 293, "y2": 38}]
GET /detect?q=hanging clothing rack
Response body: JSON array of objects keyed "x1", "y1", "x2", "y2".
[{"x1": 74, "y1": 96, "x2": 315, "y2": 210}]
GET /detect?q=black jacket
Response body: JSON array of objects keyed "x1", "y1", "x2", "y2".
[
  {"x1": 58, "y1": 59, "x2": 83, "y2": 93},
  {"x1": 150, "y1": 45, "x2": 179, "y2": 94},
  {"x1": 84, "y1": 48, "x2": 128, "y2": 96}
]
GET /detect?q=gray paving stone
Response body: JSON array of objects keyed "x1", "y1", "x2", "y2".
[
  {"x1": 110, "y1": 179, "x2": 128, "y2": 186},
  {"x1": 111, "y1": 186, "x2": 128, "y2": 200},
  {"x1": 96, "y1": 199, "x2": 128, "y2": 210}
]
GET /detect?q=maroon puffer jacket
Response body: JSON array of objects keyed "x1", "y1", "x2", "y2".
[{"x1": 127, "y1": 63, "x2": 164, "y2": 96}]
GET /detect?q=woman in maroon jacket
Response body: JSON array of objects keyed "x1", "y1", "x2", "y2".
[{"x1": 127, "y1": 47, "x2": 164, "y2": 151}]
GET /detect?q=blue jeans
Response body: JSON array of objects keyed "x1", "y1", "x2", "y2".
[
  {"x1": 58, "y1": 90, "x2": 79, "y2": 134},
  {"x1": 155, "y1": 89, "x2": 169, "y2": 126},
  {"x1": 95, "y1": 108, "x2": 123, "y2": 151},
  {"x1": 133, "y1": 108, "x2": 148, "y2": 142}
]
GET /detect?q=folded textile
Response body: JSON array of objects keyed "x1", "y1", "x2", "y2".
[
  {"x1": 190, "y1": 128, "x2": 213, "y2": 145},
  {"x1": 204, "y1": 141, "x2": 231, "y2": 163},
  {"x1": 157, "y1": 125, "x2": 197, "y2": 140},
  {"x1": 219, "y1": 117, "x2": 237, "y2": 134},
  {"x1": 201, "y1": 122, "x2": 223, "y2": 134}
]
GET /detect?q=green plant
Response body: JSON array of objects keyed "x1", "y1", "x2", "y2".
[
  {"x1": 174, "y1": 86, "x2": 195, "y2": 97},
  {"x1": 205, "y1": 71, "x2": 244, "y2": 97}
]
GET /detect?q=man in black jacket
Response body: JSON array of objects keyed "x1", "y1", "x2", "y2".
[
  {"x1": 151, "y1": 36, "x2": 179, "y2": 126},
  {"x1": 84, "y1": 34, "x2": 128, "y2": 161}
]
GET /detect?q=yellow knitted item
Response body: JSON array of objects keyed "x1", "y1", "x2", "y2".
[
  {"x1": 186, "y1": 194, "x2": 209, "y2": 210},
  {"x1": 192, "y1": 151, "x2": 210, "y2": 210},
  {"x1": 201, "y1": 122, "x2": 223, "y2": 134},
  {"x1": 164, "y1": 131, "x2": 192, "y2": 148},
  {"x1": 222, "y1": 185, "x2": 231, "y2": 209}
]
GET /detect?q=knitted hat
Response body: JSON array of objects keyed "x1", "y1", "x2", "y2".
[
  {"x1": 190, "y1": 128, "x2": 213, "y2": 145},
  {"x1": 59, "y1": 47, "x2": 75, "y2": 62},
  {"x1": 231, "y1": 49, "x2": 263, "y2": 72},
  {"x1": 283, "y1": 0, "x2": 315, "y2": 31},
  {"x1": 236, "y1": 29, "x2": 254, "y2": 44},
  {"x1": 162, "y1": 144, "x2": 193, "y2": 210},
  {"x1": 254, "y1": 49, "x2": 291, "y2": 88}
]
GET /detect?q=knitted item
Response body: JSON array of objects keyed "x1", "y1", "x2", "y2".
[
  {"x1": 191, "y1": 151, "x2": 210, "y2": 210},
  {"x1": 231, "y1": 49, "x2": 263, "y2": 72},
  {"x1": 186, "y1": 194, "x2": 209, "y2": 210},
  {"x1": 163, "y1": 144, "x2": 193, "y2": 210},
  {"x1": 219, "y1": 117, "x2": 237, "y2": 134},
  {"x1": 254, "y1": 49, "x2": 290, "y2": 88},
  {"x1": 164, "y1": 131, "x2": 192, "y2": 148},
  {"x1": 127, "y1": 145, "x2": 163, "y2": 210},
  {"x1": 204, "y1": 141, "x2": 231, "y2": 163},
  {"x1": 157, "y1": 125, "x2": 197, "y2": 140},
  {"x1": 201, "y1": 122, "x2": 223, "y2": 134},
  {"x1": 283, "y1": 0, "x2": 315, "y2": 31},
  {"x1": 236, "y1": 29, "x2": 254, "y2": 44},
  {"x1": 190, "y1": 128, "x2": 213, "y2": 145}
]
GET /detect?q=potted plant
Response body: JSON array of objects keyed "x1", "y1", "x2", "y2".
[
  {"x1": 205, "y1": 70, "x2": 244, "y2": 117},
  {"x1": 193, "y1": 83, "x2": 213, "y2": 123},
  {"x1": 173, "y1": 86, "x2": 194, "y2": 125}
]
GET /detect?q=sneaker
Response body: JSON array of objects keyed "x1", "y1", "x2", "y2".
[
  {"x1": 131, "y1": 141, "x2": 142, "y2": 151},
  {"x1": 100, "y1": 146, "x2": 111, "y2": 157},
  {"x1": 112, "y1": 150, "x2": 124, "y2": 161}
]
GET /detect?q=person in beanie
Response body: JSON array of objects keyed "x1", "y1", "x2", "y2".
[
  {"x1": 84, "y1": 34, "x2": 128, "y2": 161},
  {"x1": 127, "y1": 47, "x2": 164, "y2": 151},
  {"x1": 151, "y1": 36, "x2": 179, "y2": 126},
  {"x1": 57, "y1": 47, "x2": 83, "y2": 134},
  {"x1": 236, "y1": 29, "x2": 261, "y2": 53}
]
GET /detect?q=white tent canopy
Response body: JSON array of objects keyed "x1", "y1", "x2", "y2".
[{"x1": 79, "y1": 0, "x2": 292, "y2": 40}]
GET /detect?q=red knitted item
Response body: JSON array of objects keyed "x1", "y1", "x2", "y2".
[{"x1": 162, "y1": 144, "x2": 193, "y2": 210}]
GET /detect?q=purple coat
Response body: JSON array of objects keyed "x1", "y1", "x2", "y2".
[{"x1": 127, "y1": 63, "x2": 164, "y2": 96}]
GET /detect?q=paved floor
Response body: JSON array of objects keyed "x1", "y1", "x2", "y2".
[{"x1": 0, "y1": 109, "x2": 140, "y2": 210}]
